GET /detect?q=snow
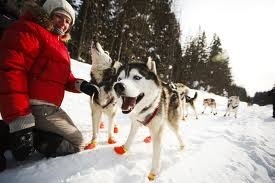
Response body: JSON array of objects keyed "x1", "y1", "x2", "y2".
[{"x1": 1, "y1": 60, "x2": 275, "y2": 183}]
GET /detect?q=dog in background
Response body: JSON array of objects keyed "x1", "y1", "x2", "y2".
[
  {"x1": 202, "y1": 98, "x2": 217, "y2": 115},
  {"x1": 224, "y1": 96, "x2": 240, "y2": 118},
  {"x1": 85, "y1": 41, "x2": 121, "y2": 149},
  {"x1": 185, "y1": 92, "x2": 198, "y2": 119},
  {"x1": 174, "y1": 83, "x2": 198, "y2": 119},
  {"x1": 113, "y1": 57, "x2": 185, "y2": 181}
]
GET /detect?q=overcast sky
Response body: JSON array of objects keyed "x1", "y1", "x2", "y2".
[{"x1": 173, "y1": 0, "x2": 275, "y2": 96}]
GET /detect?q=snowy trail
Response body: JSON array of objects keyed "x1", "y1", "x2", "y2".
[{"x1": 1, "y1": 60, "x2": 275, "y2": 183}]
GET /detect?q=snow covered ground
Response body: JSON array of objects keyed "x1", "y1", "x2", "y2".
[{"x1": 1, "y1": 60, "x2": 275, "y2": 183}]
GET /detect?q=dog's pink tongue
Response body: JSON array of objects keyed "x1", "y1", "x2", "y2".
[{"x1": 122, "y1": 97, "x2": 137, "y2": 111}]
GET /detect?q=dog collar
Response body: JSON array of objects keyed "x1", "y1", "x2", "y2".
[
  {"x1": 95, "y1": 97, "x2": 115, "y2": 109},
  {"x1": 138, "y1": 106, "x2": 159, "y2": 126}
]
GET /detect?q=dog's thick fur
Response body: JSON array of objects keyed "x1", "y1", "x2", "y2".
[
  {"x1": 113, "y1": 58, "x2": 185, "y2": 180},
  {"x1": 224, "y1": 96, "x2": 240, "y2": 118},
  {"x1": 88, "y1": 42, "x2": 121, "y2": 147},
  {"x1": 174, "y1": 83, "x2": 198, "y2": 119},
  {"x1": 202, "y1": 98, "x2": 217, "y2": 115}
]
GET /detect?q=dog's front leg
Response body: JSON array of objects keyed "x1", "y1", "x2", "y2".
[
  {"x1": 85, "y1": 105, "x2": 102, "y2": 150},
  {"x1": 88, "y1": 105, "x2": 102, "y2": 148},
  {"x1": 224, "y1": 108, "x2": 229, "y2": 117},
  {"x1": 202, "y1": 106, "x2": 206, "y2": 114},
  {"x1": 114, "y1": 120, "x2": 140, "y2": 155},
  {"x1": 234, "y1": 111, "x2": 237, "y2": 118},
  {"x1": 192, "y1": 105, "x2": 198, "y2": 119},
  {"x1": 107, "y1": 112, "x2": 116, "y2": 144},
  {"x1": 148, "y1": 126, "x2": 163, "y2": 181}
]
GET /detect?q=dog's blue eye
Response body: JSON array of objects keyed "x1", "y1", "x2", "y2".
[
  {"x1": 133, "y1": 75, "x2": 141, "y2": 80},
  {"x1": 117, "y1": 77, "x2": 121, "y2": 81}
]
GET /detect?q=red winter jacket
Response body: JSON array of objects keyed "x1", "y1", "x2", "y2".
[{"x1": 0, "y1": 11, "x2": 80, "y2": 123}]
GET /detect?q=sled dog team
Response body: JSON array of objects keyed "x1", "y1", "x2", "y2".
[{"x1": 86, "y1": 42, "x2": 241, "y2": 180}]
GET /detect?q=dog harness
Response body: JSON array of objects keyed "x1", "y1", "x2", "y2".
[
  {"x1": 228, "y1": 104, "x2": 239, "y2": 109},
  {"x1": 138, "y1": 106, "x2": 159, "y2": 126},
  {"x1": 95, "y1": 97, "x2": 115, "y2": 109}
]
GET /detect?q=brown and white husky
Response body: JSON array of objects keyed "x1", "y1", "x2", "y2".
[{"x1": 113, "y1": 57, "x2": 185, "y2": 181}]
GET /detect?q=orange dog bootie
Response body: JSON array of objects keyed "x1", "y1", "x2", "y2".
[
  {"x1": 84, "y1": 140, "x2": 97, "y2": 150},
  {"x1": 114, "y1": 145, "x2": 127, "y2": 155}
]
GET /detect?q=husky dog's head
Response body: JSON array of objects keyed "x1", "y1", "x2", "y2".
[
  {"x1": 113, "y1": 57, "x2": 161, "y2": 114},
  {"x1": 91, "y1": 41, "x2": 112, "y2": 68},
  {"x1": 90, "y1": 41, "x2": 121, "y2": 84},
  {"x1": 90, "y1": 41, "x2": 121, "y2": 106}
]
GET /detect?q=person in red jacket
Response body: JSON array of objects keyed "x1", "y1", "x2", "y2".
[{"x1": 0, "y1": 0, "x2": 99, "y2": 171}]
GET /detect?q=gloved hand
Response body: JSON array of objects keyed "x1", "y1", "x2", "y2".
[
  {"x1": 80, "y1": 80, "x2": 100, "y2": 97},
  {"x1": 9, "y1": 127, "x2": 35, "y2": 161}
]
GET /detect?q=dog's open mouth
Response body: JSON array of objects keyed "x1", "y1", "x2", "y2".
[{"x1": 121, "y1": 93, "x2": 144, "y2": 114}]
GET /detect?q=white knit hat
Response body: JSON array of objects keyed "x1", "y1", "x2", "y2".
[{"x1": 42, "y1": 0, "x2": 76, "y2": 25}]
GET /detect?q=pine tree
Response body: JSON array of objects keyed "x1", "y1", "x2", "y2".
[{"x1": 208, "y1": 34, "x2": 232, "y2": 95}]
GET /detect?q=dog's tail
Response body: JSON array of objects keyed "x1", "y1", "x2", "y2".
[
  {"x1": 192, "y1": 92, "x2": 198, "y2": 100},
  {"x1": 186, "y1": 92, "x2": 198, "y2": 103}
]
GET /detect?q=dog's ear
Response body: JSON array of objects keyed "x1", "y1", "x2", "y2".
[
  {"x1": 146, "y1": 57, "x2": 157, "y2": 75},
  {"x1": 104, "y1": 51, "x2": 110, "y2": 55},
  {"x1": 113, "y1": 61, "x2": 122, "y2": 72}
]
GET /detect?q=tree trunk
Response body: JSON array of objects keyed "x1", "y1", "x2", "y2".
[{"x1": 76, "y1": 0, "x2": 90, "y2": 60}]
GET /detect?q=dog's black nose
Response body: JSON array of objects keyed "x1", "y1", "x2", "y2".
[{"x1": 114, "y1": 82, "x2": 125, "y2": 95}]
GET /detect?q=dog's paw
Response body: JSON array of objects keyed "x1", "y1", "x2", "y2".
[
  {"x1": 114, "y1": 145, "x2": 127, "y2": 155},
  {"x1": 84, "y1": 140, "x2": 97, "y2": 150},
  {"x1": 180, "y1": 144, "x2": 185, "y2": 150},
  {"x1": 99, "y1": 122, "x2": 104, "y2": 129},
  {"x1": 114, "y1": 126, "x2": 119, "y2": 133},
  {"x1": 108, "y1": 137, "x2": 117, "y2": 144},
  {"x1": 148, "y1": 172, "x2": 156, "y2": 181}
]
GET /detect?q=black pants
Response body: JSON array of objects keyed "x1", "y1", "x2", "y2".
[
  {"x1": 0, "y1": 120, "x2": 79, "y2": 159},
  {"x1": 33, "y1": 129, "x2": 79, "y2": 157},
  {"x1": 0, "y1": 120, "x2": 9, "y2": 155}
]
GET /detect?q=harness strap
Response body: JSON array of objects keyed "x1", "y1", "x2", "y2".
[
  {"x1": 138, "y1": 107, "x2": 159, "y2": 126},
  {"x1": 95, "y1": 97, "x2": 115, "y2": 109}
]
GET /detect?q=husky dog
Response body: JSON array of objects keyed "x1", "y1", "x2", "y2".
[
  {"x1": 224, "y1": 96, "x2": 240, "y2": 118},
  {"x1": 202, "y1": 98, "x2": 217, "y2": 115},
  {"x1": 113, "y1": 58, "x2": 185, "y2": 181},
  {"x1": 185, "y1": 92, "x2": 198, "y2": 119},
  {"x1": 85, "y1": 42, "x2": 121, "y2": 149},
  {"x1": 174, "y1": 83, "x2": 198, "y2": 119}
]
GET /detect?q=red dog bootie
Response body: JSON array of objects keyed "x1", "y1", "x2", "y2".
[
  {"x1": 144, "y1": 136, "x2": 152, "y2": 143},
  {"x1": 84, "y1": 140, "x2": 96, "y2": 150},
  {"x1": 114, "y1": 145, "x2": 127, "y2": 155},
  {"x1": 99, "y1": 122, "x2": 104, "y2": 129},
  {"x1": 114, "y1": 125, "x2": 119, "y2": 133},
  {"x1": 108, "y1": 137, "x2": 117, "y2": 144}
]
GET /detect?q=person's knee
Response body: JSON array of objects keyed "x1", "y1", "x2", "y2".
[{"x1": 34, "y1": 130, "x2": 81, "y2": 157}]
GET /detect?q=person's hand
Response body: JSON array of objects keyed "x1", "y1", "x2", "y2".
[
  {"x1": 80, "y1": 81, "x2": 100, "y2": 97},
  {"x1": 9, "y1": 127, "x2": 35, "y2": 161}
]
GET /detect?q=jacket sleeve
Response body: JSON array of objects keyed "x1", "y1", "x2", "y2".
[
  {"x1": 64, "y1": 72, "x2": 81, "y2": 93},
  {"x1": 0, "y1": 21, "x2": 40, "y2": 123}
]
